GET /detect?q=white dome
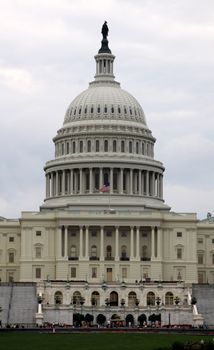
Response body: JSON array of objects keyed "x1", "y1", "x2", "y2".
[{"x1": 64, "y1": 84, "x2": 147, "y2": 126}]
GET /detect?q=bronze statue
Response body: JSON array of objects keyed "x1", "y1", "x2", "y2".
[{"x1": 101, "y1": 21, "x2": 109, "y2": 40}]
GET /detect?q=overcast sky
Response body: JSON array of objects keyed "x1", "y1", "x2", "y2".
[{"x1": 0, "y1": 0, "x2": 213, "y2": 219}]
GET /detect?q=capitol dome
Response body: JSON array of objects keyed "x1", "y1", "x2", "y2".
[{"x1": 41, "y1": 27, "x2": 170, "y2": 212}]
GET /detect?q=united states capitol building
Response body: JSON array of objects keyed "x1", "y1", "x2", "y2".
[{"x1": 0, "y1": 24, "x2": 214, "y2": 327}]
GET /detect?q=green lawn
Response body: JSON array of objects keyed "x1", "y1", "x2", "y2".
[{"x1": 0, "y1": 333, "x2": 213, "y2": 350}]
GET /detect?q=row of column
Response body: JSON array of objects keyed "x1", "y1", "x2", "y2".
[
  {"x1": 56, "y1": 226, "x2": 162, "y2": 261},
  {"x1": 46, "y1": 168, "x2": 163, "y2": 199}
]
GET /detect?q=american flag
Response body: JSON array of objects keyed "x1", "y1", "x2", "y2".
[{"x1": 99, "y1": 181, "x2": 110, "y2": 193}]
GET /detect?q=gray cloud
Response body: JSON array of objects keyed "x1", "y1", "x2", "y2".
[{"x1": 0, "y1": 0, "x2": 213, "y2": 219}]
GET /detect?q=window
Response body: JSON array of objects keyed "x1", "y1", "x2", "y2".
[
  {"x1": 177, "y1": 232, "x2": 182, "y2": 238},
  {"x1": 62, "y1": 143, "x2": 64, "y2": 155},
  {"x1": 142, "y1": 233, "x2": 147, "y2": 237},
  {"x1": 55, "y1": 291, "x2": 63, "y2": 305},
  {"x1": 72, "y1": 141, "x2": 76, "y2": 153},
  {"x1": 177, "y1": 248, "x2": 182, "y2": 259},
  {"x1": 79, "y1": 141, "x2": 83, "y2": 153},
  {"x1": 87, "y1": 140, "x2": 91, "y2": 152},
  {"x1": 92, "y1": 267, "x2": 97, "y2": 278},
  {"x1": 91, "y1": 231, "x2": 97, "y2": 237},
  {"x1": 71, "y1": 267, "x2": 76, "y2": 278},
  {"x1": 36, "y1": 231, "x2": 41, "y2": 236},
  {"x1": 165, "y1": 292, "x2": 174, "y2": 305},
  {"x1": 9, "y1": 252, "x2": 14, "y2": 263},
  {"x1": 142, "y1": 142, "x2": 145, "y2": 155},
  {"x1": 96, "y1": 140, "x2": 99, "y2": 152},
  {"x1": 35, "y1": 268, "x2": 41, "y2": 279},
  {"x1": 147, "y1": 291, "x2": 155, "y2": 306},
  {"x1": 121, "y1": 140, "x2": 125, "y2": 153},
  {"x1": 122, "y1": 267, "x2": 127, "y2": 279},
  {"x1": 71, "y1": 245, "x2": 77, "y2": 258},
  {"x1": 198, "y1": 254, "x2": 204, "y2": 264},
  {"x1": 121, "y1": 245, "x2": 127, "y2": 259},
  {"x1": 106, "y1": 245, "x2": 112, "y2": 258},
  {"x1": 9, "y1": 237, "x2": 14, "y2": 242},
  {"x1": 129, "y1": 141, "x2": 132, "y2": 153},
  {"x1": 91, "y1": 245, "x2": 97, "y2": 257},
  {"x1": 104, "y1": 140, "x2": 108, "y2": 152},
  {"x1": 136, "y1": 142, "x2": 139, "y2": 154},
  {"x1": 198, "y1": 238, "x2": 203, "y2": 244},
  {"x1": 113, "y1": 140, "x2": 117, "y2": 152},
  {"x1": 106, "y1": 231, "x2": 112, "y2": 237},
  {"x1": 104, "y1": 106, "x2": 107, "y2": 113},
  {"x1": 35, "y1": 246, "x2": 41, "y2": 259},
  {"x1": 66, "y1": 142, "x2": 69, "y2": 154}
]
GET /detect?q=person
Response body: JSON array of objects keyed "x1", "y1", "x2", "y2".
[{"x1": 101, "y1": 21, "x2": 109, "y2": 39}]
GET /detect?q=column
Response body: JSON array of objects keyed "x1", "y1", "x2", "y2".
[
  {"x1": 85, "y1": 226, "x2": 89, "y2": 259},
  {"x1": 57, "y1": 226, "x2": 62, "y2": 258},
  {"x1": 156, "y1": 174, "x2": 159, "y2": 198},
  {"x1": 152, "y1": 172, "x2": 155, "y2": 196},
  {"x1": 130, "y1": 227, "x2": 134, "y2": 259},
  {"x1": 62, "y1": 170, "x2": 65, "y2": 195},
  {"x1": 46, "y1": 174, "x2": 50, "y2": 198},
  {"x1": 115, "y1": 226, "x2": 119, "y2": 261},
  {"x1": 146, "y1": 171, "x2": 149, "y2": 196},
  {"x1": 136, "y1": 226, "x2": 140, "y2": 259},
  {"x1": 100, "y1": 226, "x2": 104, "y2": 261},
  {"x1": 64, "y1": 226, "x2": 68, "y2": 258},
  {"x1": 157, "y1": 227, "x2": 162, "y2": 259},
  {"x1": 51, "y1": 172, "x2": 54, "y2": 197},
  {"x1": 70, "y1": 169, "x2": 73, "y2": 195},
  {"x1": 129, "y1": 169, "x2": 133, "y2": 195},
  {"x1": 120, "y1": 168, "x2": 123, "y2": 194},
  {"x1": 160, "y1": 175, "x2": 163, "y2": 198},
  {"x1": 99, "y1": 168, "x2": 103, "y2": 190},
  {"x1": 79, "y1": 226, "x2": 83, "y2": 259},
  {"x1": 110, "y1": 168, "x2": 113, "y2": 194},
  {"x1": 89, "y1": 168, "x2": 93, "y2": 194},
  {"x1": 138, "y1": 170, "x2": 142, "y2": 195},
  {"x1": 79, "y1": 168, "x2": 83, "y2": 194},
  {"x1": 151, "y1": 226, "x2": 155, "y2": 260},
  {"x1": 55, "y1": 171, "x2": 59, "y2": 196}
]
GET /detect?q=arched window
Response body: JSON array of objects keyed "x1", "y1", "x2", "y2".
[
  {"x1": 104, "y1": 106, "x2": 107, "y2": 113},
  {"x1": 128, "y1": 292, "x2": 137, "y2": 307},
  {"x1": 142, "y1": 142, "x2": 145, "y2": 155},
  {"x1": 147, "y1": 291, "x2": 155, "y2": 306},
  {"x1": 73, "y1": 291, "x2": 82, "y2": 305},
  {"x1": 72, "y1": 141, "x2": 76, "y2": 153},
  {"x1": 97, "y1": 105, "x2": 101, "y2": 113},
  {"x1": 121, "y1": 140, "x2": 125, "y2": 153},
  {"x1": 62, "y1": 143, "x2": 65, "y2": 155},
  {"x1": 55, "y1": 291, "x2": 63, "y2": 305},
  {"x1": 106, "y1": 245, "x2": 112, "y2": 258},
  {"x1": 136, "y1": 142, "x2": 139, "y2": 154},
  {"x1": 79, "y1": 140, "x2": 83, "y2": 153},
  {"x1": 110, "y1": 291, "x2": 118, "y2": 306},
  {"x1": 121, "y1": 245, "x2": 127, "y2": 259},
  {"x1": 91, "y1": 245, "x2": 97, "y2": 258},
  {"x1": 165, "y1": 292, "x2": 174, "y2": 305},
  {"x1": 104, "y1": 140, "x2": 108, "y2": 152},
  {"x1": 129, "y1": 141, "x2": 132, "y2": 153},
  {"x1": 70, "y1": 245, "x2": 77, "y2": 258},
  {"x1": 87, "y1": 140, "x2": 91, "y2": 152},
  {"x1": 91, "y1": 291, "x2": 100, "y2": 306},
  {"x1": 8, "y1": 250, "x2": 15, "y2": 263},
  {"x1": 96, "y1": 140, "x2": 99, "y2": 152},
  {"x1": 113, "y1": 140, "x2": 117, "y2": 152},
  {"x1": 66, "y1": 142, "x2": 69, "y2": 154}
]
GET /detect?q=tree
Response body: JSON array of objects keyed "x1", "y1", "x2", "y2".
[
  {"x1": 96, "y1": 313, "x2": 106, "y2": 326},
  {"x1": 73, "y1": 313, "x2": 84, "y2": 327},
  {"x1": 85, "y1": 313, "x2": 94, "y2": 325}
]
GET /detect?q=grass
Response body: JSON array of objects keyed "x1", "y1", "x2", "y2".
[{"x1": 0, "y1": 332, "x2": 213, "y2": 350}]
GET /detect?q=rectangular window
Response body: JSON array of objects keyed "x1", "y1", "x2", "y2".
[
  {"x1": 177, "y1": 248, "x2": 182, "y2": 259},
  {"x1": 35, "y1": 247, "x2": 41, "y2": 259},
  {"x1": 177, "y1": 232, "x2": 182, "y2": 238},
  {"x1": 9, "y1": 252, "x2": 14, "y2": 263},
  {"x1": 35, "y1": 268, "x2": 41, "y2": 279},
  {"x1": 106, "y1": 231, "x2": 112, "y2": 237},
  {"x1": 122, "y1": 267, "x2": 127, "y2": 279},
  {"x1": 91, "y1": 231, "x2": 97, "y2": 237},
  {"x1": 198, "y1": 254, "x2": 204, "y2": 264},
  {"x1": 92, "y1": 267, "x2": 97, "y2": 278},
  {"x1": 142, "y1": 233, "x2": 147, "y2": 237},
  {"x1": 9, "y1": 237, "x2": 14, "y2": 242},
  {"x1": 36, "y1": 231, "x2": 41, "y2": 236},
  {"x1": 198, "y1": 238, "x2": 203, "y2": 244},
  {"x1": 71, "y1": 267, "x2": 76, "y2": 278}
]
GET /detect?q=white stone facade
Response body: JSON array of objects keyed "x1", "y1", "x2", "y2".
[{"x1": 0, "y1": 27, "x2": 213, "y2": 326}]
